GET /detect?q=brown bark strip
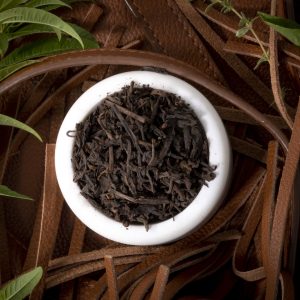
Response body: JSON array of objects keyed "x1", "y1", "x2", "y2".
[
  {"x1": 59, "y1": 217, "x2": 86, "y2": 300},
  {"x1": 0, "y1": 98, "x2": 21, "y2": 283},
  {"x1": 282, "y1": 42, "x2": 300, "y2": 62},
  {"x1": 266, "y1": 98, "x2": 300, "y2": 299},
  {"x1": 49, "y1": 97, "x2": 65, "y2": 143},
  {"x1": 230, "y1": 136, "x2": 267, "y2": 164},
  {"x1": 23, "y1": 144, "x2": 64, "y2": 299},
  {"x1": 89, "y1": 264, "x2": 137, "y2": 300},
  {"x1": 261, "y1": 141, "x2": 278, "y2": 273},
  {"x1": 176, "y1": 0, "x2": 275, "y2": 108},
  {"x1": 121, "y1": 245, "x2": 215, "y2": 300},
  {"x1": 48, "y1": 246, "x2": 161, "y2": 271},
  {"x1": 223, "y1": 41, "x2": 263, "y2": 58},
  {"x1": 149, "y1": 265, "x2": 170, "y2": 300},
  {"x1": 163, "y1": 243, "x2": 235, "y2": 300},
  {"x1": 215, "y1": 106, "x2": 288, "y2": 129},
  {"x1": 285, "y1": 57, "x2": 300, "y2": 69},
  {"x1": 232, "y1": 176, "x2": 266, "y2": 281},
  {"x1": 279, "y1": 271, "x2": 295, "y2": 300},
  {"x1": 81, "y1": 80, "x2": 97, "y2": 92},
  {"x1": 0, "y1": 49, "x2": 289, "y2": 151},
  {"x1": 46, "y1": 255, "x2": 147, "y2": 289},
  {"x1": 0, "y1": 203, "x2": 10, "y2": 284},
  {"x1": 20, "y1": 71, "x2": 61, "y2": 119},
  {"x1": 104, "y1": 256, "x2": 119, "y2": 300},
  {"x1": 269, "y1": 1, "x2": 293, "y2": 129},
  {"x1": 81, "y1": 3, "x2": 103, "y2": 31}
]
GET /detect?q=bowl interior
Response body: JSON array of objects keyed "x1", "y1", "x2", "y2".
[{"x1": 55, "y1": 71, "x2": 231, "y2": 245}]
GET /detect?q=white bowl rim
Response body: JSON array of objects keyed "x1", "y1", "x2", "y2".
[{"x1": 55, "y1": 71, "x2": 231, "y2": 246}]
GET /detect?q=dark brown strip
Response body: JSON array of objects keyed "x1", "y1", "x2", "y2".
[
  {"x1": 163, "y1": 243, "x2": 235, "y2": 300},
  {"x1": 149, "y1": 265, "x2": 170, "y2": 300},
  {"x1": 20, "y1": 71, "x2": 61, "y2": 119},
  {"x1": 232, "y1": 175, "x2": 266, "y2": 281},
  {"x1": 48, "y1": 246, "x2": 161, "y2": 271},
  {"x1": 104, "y1": 255, "x2": 119, "y2": 300},
  {"x1": 279, "y1": 271, "x2": 295, "y2": 300},
  {"x1": 215, "y1": 106, "x2": 288, "y2": 129},
  {"x1": 59, "y1": 218, "x2": 86, "y2": 300},
  {"x1": 123, "y1": 245, "x2": 215, "y2": 300},
  {"x1": 261, "y1": 141, "x2": 278, "y2": 273},
  {"x1": 46, "y1": 255, "x2": 147, "y2": 289},
  {"x1": 266, "y1": 98, "x2": 300, "y2": 299},
  {"x1": 23, "y1": 144, "x2": 64, "y2": 299},
  {"x1": 223, "y1": 41, "x2": 263, "y2": 58},
  {"x1": 230, "y1": 136, "x2": 267, "y2": 164}
]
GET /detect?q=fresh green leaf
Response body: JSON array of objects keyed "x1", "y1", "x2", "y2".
[
  {"x1": 0, "y1": 60, "x2": 37, "y2": 81},
  {"x1": 0, "y1": 36, "x2": 98, "y2": 69},
  {"x1": 7, "y1": 23, "x2": 57, "y2": 40},
  {"x1": 0, "y1": 7, "x2": 84, "y2": 48},
  {"x1": 24, "y1": 0, "x2": 71, "y2": 9},
  {"x1": 0, "y1": 113, "x2": 42, "y2": 141},
  {"x1": 52, "y1": 27, "x2": 61, "y2": 40},
  {"x1": 238, "y1": 14, "x2": 249, "y2": 28},
  {"x1": 0, "y1": 267, "x2": 42, "y2": 300},
  {"x1": 254, "y1": 51, "x2": 269, "y2": 70},
  {"x1": 7, "y1": 22, "x2": 99, "y2": 46},
  {"x1": 259, "y1": 12, "x2": 300, "y2": 46},
  {"x1": 0, "y1": 0, "x2": 27, "y2": 12},
  {"x1": 236, "y1": 26, "x2": 249, "y2": 38},
  {"x1": 0, "y1": 184, "x2": 33, "y2": 200},
  {"x1": 0, "y1": 33, "x2": 8, "y2": 57}
]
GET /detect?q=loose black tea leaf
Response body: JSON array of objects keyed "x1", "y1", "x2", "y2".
[{"x1": 71, "y1": 82, "x2": 216, "y2": 230}]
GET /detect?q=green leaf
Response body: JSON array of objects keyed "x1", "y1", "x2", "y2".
[
  {"x1": 0, "y1": 33, "x2": 8, "y2": 57},
  {"x1": 236, "y1": 26, "x2": 250, "y2": 38},
  {"x1": 254, "y1": 51, "x2": 269, "y2": 70},
  {"x1": 259, "y1": 12, "x2": 300, "y2": 46},
  {"x1": 0, "y1": 7, "x2": 84, "y2": 48},
  {"x1": 0, "y1": 35, "x2": 98, "y2": 69},
  {"x1": 0, "y1": 0, "x2": 27, "y2": 12},
  {"x1": 0, "y1": 113, "x2": 42, "y2": 141},
  {"x1": 24, "y1": 0, "x2": 71, "y2": 9},
  {"x1": 0, "y1": 185, "x2": 33, "y2": 200},
  {"x1": 7, "y1": 23, "x2": 57, "y2": 40},
  {"x1": 0, "y1": 267, "x2": 42, "y2": 300},
  {"x1": 238, "y1": 14, "x2": 249, "y2": 28},
  {"x1": 0, "y1": 60, "x2": 37, "y2": 81},
  {"x1": 52, "y1": 27, "x2": 61, "y2": 40}
]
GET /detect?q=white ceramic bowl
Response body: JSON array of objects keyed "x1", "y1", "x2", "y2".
[{"x1": 55, "y1": 71, "x2": 231, "y2": 246}]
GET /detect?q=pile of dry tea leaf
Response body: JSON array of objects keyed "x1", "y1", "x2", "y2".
[{"x1": 71, "y1": 82, "x2": 216, "y2": 230}]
